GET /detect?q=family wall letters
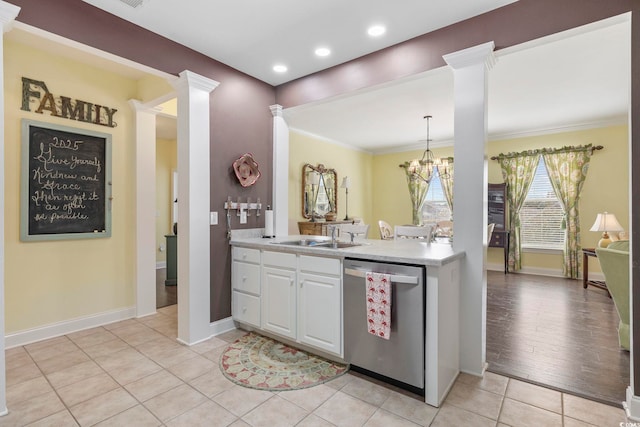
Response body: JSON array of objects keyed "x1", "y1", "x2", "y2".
[{"x1": 21, "y1": 77, "x2": 118, "y2": 128}]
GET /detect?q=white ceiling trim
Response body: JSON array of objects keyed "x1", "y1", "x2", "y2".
[
  {"x1": 305, "y1": 116, "x2": 629, "y2": 157},
  {"x1": 10, "y1": 22, "x2": 178, "y2": 82},
  {"x1": 289, "y1": 128, "x2": 372, "y2": 154}
]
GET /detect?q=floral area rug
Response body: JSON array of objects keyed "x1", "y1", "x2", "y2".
[{"x1": 220, "y1": 332, "x2": 349, "y2": 391}]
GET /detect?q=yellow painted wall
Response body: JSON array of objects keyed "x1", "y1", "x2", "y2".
[
  {"x1": 373, "y1": 125, "x2": 628, "y2": 274},
  {"x1": 3, "y1": 39, "x2": 162, "y2": 333},
  {"x1": 156, "y1": 138, "x2": 177, "y2": 263},
  {"x1": 289, "y1": 131, "x2": 373, "y2": 235},
  {"x1": 372, "y1": 146, "x2": 454, "y2": 233},
  {"x1": 486, "y1": 125, "x2": 629, "y2": 274}
]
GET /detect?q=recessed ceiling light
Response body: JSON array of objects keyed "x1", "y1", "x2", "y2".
[
  {"x1": 273, "y1": 64, "x2": 288, "y2": 73},
  {"x1": 367, "y1": 25, "x2": 386, "y2": 37},
  {"x1": 315, "y1": 47, "x2": 331, "y2": 57}
]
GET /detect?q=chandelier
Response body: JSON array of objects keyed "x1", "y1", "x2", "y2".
[{"x1": 403, "y1": 115, "x2": 449, "y2": 183}]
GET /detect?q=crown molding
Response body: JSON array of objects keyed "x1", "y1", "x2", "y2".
[
  {"x1": 289, "y1": 128, "x2": 372, "y2": 154},
  {"x1": 369, "y1": 117, "x2": 627, "y2": 155}
]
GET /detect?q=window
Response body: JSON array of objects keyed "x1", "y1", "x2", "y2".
[
  {"x1": 421, "y1": 170, "x2": 452, "y2": 225},
  {"x1": 520, "y1": 159, "x2": 565, "y2": 250}
]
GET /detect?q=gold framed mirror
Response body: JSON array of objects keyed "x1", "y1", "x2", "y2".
[{"x1": 302, "y1": 163, "x2": 337, "y2": 220}]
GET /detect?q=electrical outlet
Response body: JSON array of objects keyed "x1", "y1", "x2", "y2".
[{"x1": 159, "y1": 245, "x2": 165, "y2": 252}]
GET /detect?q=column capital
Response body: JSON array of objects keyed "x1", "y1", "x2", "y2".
[
  {"x1": 443, "y1": 41, "x2": 496, "y2": 71},
  {"x1": 270, "y1": 104, "x2": 283, "y2": 118},
  {"x1": 0, "y1": 1, "x2": 20, "y2": 32},
  {"x1": 174, "y1": 70, "x2": 219, "y2": 93},
  {"x1": 128, "y1": 99, "x2": 165, "y2": 115}
]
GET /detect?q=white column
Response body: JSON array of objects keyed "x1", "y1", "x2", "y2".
[
  {"x1": 172, "y1": 71, "x2": 219, "y2": 345},
  {"x1": 0, "y1": 1, "x2": 21, "y2": 417},
  {"x1": 270, "y1": 104, "x2": 289, "y2": 236},
  {"x1": 130, "y1": 100, "x2": 158, "y2": 318},
  {"x1": 444, "y1": 41, "x2": 496, "y2": 376}
]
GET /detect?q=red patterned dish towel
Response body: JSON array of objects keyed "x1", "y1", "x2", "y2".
[{"x1": 366, "y1": 272, "x2": 392, "y2": 339}]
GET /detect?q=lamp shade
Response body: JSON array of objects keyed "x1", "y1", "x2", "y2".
[
  {"x1": 590, "y1": 212, "x2": 624, "y2": 232},
  {"x1": 341, "y1": 176, "x2": 351, "y2": 189},
  {"x1": 590, "y1": 212, "x2": 624, "y2": 248}
]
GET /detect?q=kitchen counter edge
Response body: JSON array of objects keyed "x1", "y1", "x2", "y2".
[{"x1": 229, "y1": 236, "x2": 465, "y2": 267}]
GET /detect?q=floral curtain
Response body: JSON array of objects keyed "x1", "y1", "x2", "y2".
[
  {"x1": 497, "y1": 152, "x2": 540, "y2": 271},
  {"x1": 401, "y1": 163, "x2": 430, "y2": 225},
  {"x1": 541, "y1": 145, "x2": 593, "y2": 278},
  {"x1": 440, "y1": 159, "x2": 454, "y2": 215}
]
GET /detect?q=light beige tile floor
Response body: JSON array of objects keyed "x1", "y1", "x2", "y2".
[{"x1": 0, "y1": 305, "x2": 628, "y2": 426}]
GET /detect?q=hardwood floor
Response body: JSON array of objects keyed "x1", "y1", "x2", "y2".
[
  {"x1": 156, "y1": 268, "x2": 177, "y2": 308},
  {"x1": 486, "y1": 270, "x2": 630, "y2": 407}
]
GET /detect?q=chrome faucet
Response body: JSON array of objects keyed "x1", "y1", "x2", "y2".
[
  {"x1": 346, "y1": 231, "x2": 356, "y2": 243},
  {"x1": 330, "y1": 226, "x2": 338, "y2": 247}
]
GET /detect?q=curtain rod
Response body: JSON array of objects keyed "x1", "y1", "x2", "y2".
[{"x1": 490, "y1": 145, "x2": 603, "y2": 161}]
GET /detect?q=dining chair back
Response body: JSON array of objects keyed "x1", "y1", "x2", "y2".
[
  {"x1": 378, "y1": 220, "x2": 393, "y2": 240},
  {"x1": 436, "y1": 220, "x2": 453, "y2": 237},
  {"x1": 394, "y1": 225, "x2": 433, "y2": 240},
  {"x1": 339, "y1": 224, "x2": 370, "y2": 241}
]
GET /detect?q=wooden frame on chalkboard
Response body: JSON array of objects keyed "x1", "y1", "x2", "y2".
[{"x1": 20, "y1": 119, "x2": 112, "y2": 241}]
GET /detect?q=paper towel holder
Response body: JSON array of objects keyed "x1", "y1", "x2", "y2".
[{"x1": 263, "y1": 205, "x2": 275, "y2": 238}]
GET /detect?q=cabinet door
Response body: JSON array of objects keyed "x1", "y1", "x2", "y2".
[
  {"x1": 298, "y1": 272, "x2": 341, "y2": 355},
  {"x1": 262, "y1": 266, "x2": 297, "y2": 339},
  {"x1": 488, "y1": 183, "x2": 507, "y2": 230}
]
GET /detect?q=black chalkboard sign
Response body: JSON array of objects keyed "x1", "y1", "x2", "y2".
[{"x1": 20, "y1": 120, "x2": 112, "y2": 241}]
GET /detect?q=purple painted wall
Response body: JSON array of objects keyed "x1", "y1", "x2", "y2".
[{"x1": 8, "y1": 0, "x2": 275, "y2": 322}]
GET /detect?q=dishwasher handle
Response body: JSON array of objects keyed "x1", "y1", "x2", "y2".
[{"x1": 344, "y1": 268, "x2": 418, "y2": 285}]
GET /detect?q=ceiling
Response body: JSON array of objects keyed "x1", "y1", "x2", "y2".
[
  {"x1": 81, "y1": 0, "x2": 517, "y2": 86},
  {"x1": 12, "y1": 3, "x2": 628, "y2": 152},
  {"x1": 284, "y1": 17, "x2": 630, "y2": 153}
]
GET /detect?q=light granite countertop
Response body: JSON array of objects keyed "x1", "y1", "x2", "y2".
[{"x1": 229, "y1": 234, "x2": 464, "y2": 267}]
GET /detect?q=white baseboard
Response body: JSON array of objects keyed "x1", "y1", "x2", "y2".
[
  {"x1": 156, "y1": 261, "x2": 167, "y2": 269},
  {"x1": 625, "y1": 386, "x2": 640, "y2": 421},
  {"x1": 5, "y1": 306, "x2": 136, "y2": 349},
  {"x1": 210, "y1": 316, "x2": 236, "y2": 337}
]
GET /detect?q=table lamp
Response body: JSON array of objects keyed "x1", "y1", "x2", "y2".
[
  {"x1": 590, "y1": 212, "x2": 624, "y2": 248},
  {"x1": 341, "y1": 176, "x2": 351, "y2": 220}
]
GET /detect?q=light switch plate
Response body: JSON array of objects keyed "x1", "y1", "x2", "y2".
[
  {"x1": 240, "y1": 210, "x2": 247, "y2": 224},
  {"x1": 210, "y1": 211, "x2": 218, "y2": 225}
]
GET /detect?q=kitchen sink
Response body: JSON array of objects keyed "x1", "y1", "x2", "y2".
[
  {"x1": 274, "y1": 239, "x2": 330, "y2": 247},
  {"x1": 328, "y1": 242, "x2": 361, "y2": 249},
  {"x1": 272, "y1": 239, "x2": 362, "y2": 249}
]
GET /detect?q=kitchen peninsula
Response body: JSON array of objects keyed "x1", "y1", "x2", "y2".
[{"x1": 229, "y1": 234, "x2": 464, "y2": 407}]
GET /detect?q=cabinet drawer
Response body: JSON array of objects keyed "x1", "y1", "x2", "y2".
[
  {"x1": 233, "y1": 247, "x2": 260, "y2": 264},
  {"x1": 233, "y1": 291, "x2": 260, "y2": 327},
  {"x1": 263, "y1": 250, "x2": 297, "y2": 269},
  {"x1": 489, "y1": 232, "x2": 505, "y2": 248},
  {"x1": 232, "y1": 261, "x2": 261, "y2": 295},
  {"x1": 299, "y1": 255, "x2": 341, "y2": 276}
]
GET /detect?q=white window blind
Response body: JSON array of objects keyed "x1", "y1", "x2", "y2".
[
  {"x1": 421, "y1": 171, "x2": 452, "y2": 225},
  {"x1": 520, "y1": 159, "x2": 565, "y2": 250}
]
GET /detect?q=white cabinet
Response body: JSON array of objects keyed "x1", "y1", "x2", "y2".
[
  {"x1": 232, "y1": 246, "x2": 343, "y2": 357},
  {"x1": 231, "y1": 247, "x2": 261, "y2": 327},
  {"x1": 262, "y1": 251, "x2": 297, "y2": 339},
  {"x1": 298, "y1": 255, "x2": 342, "y2": 354}
]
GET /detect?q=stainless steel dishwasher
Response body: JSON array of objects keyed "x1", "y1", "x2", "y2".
[{"x1": 343, "y1": 259, "x2": 425, "y2": 394}]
